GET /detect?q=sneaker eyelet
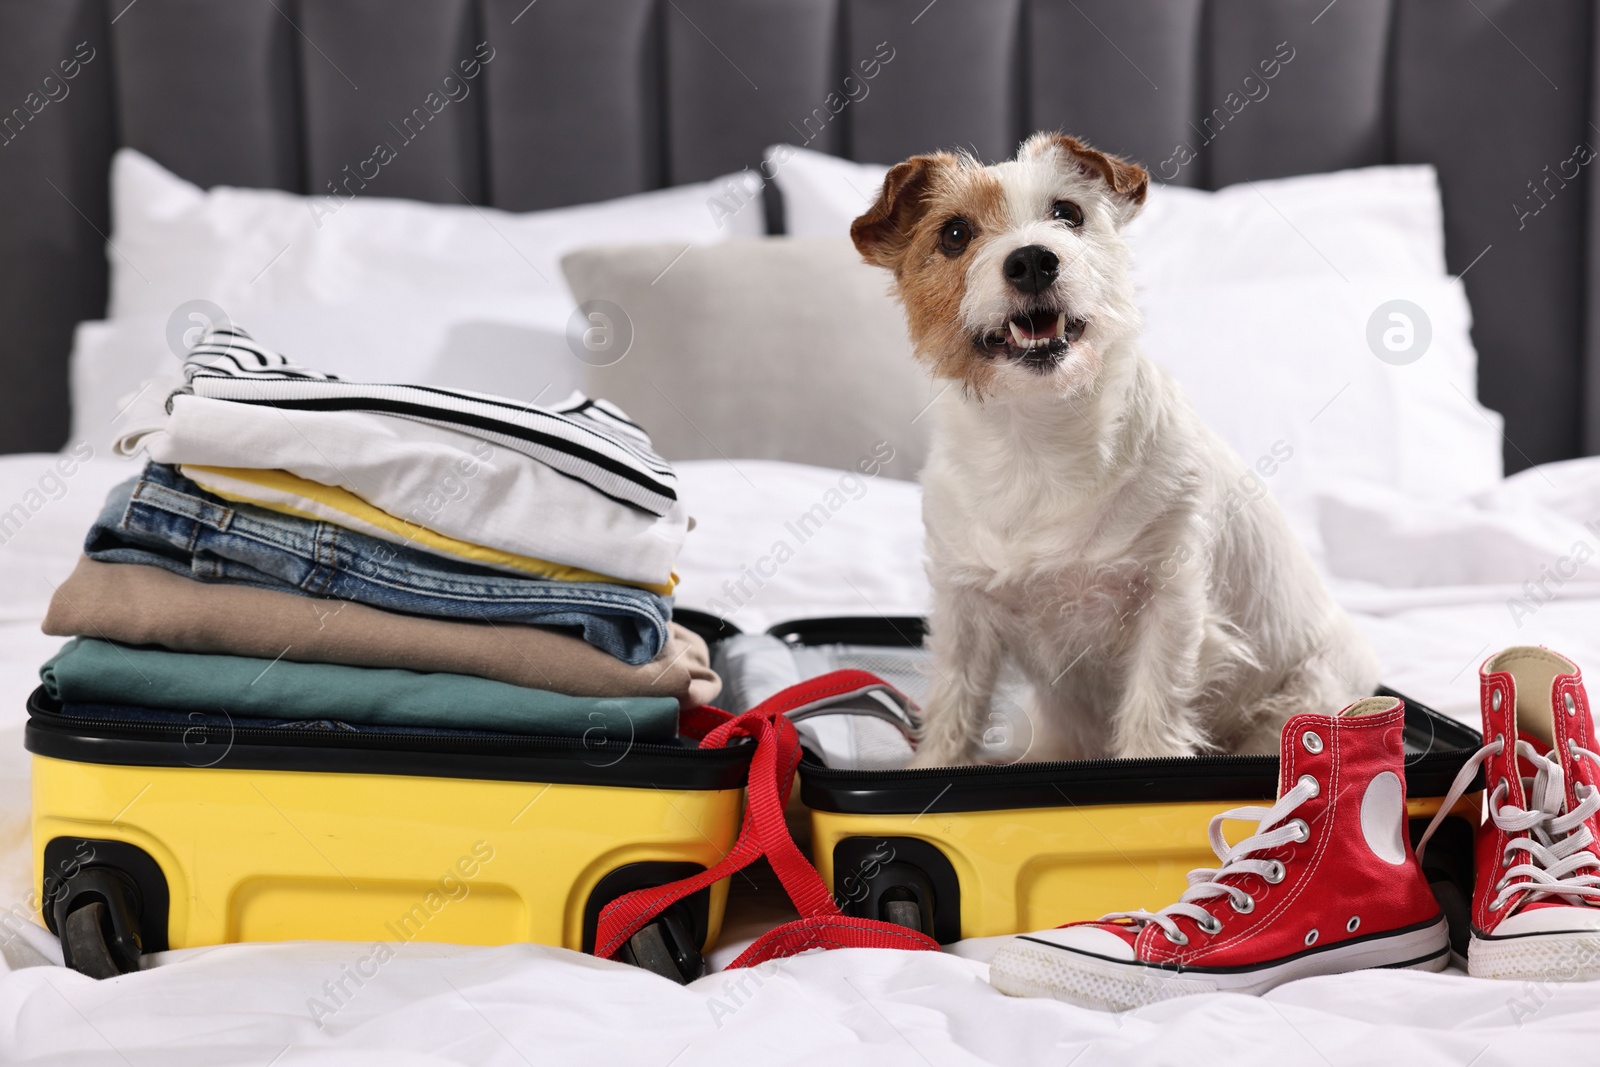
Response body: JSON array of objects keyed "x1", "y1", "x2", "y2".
[
  {"x1": 1346, "y1": 916, "x2": 1360, "y2": 933},
  {"x1": 1301, "y1": 731, "x2": 1323, "y2": 754},
  {"x1": 1199, "y1": 915, "x2": 1223, "y2": 935},
  {"x1": 1264, "y1": 861, "x2": 1286, "y2": 884},
  {"x1": 1565, "y1": 693, "x2": 1578, "y2": 716},
  {"x1": 1297, "y1": 774, "x2": 1320, "y2": 798},
  {"x1": 1304, "y1": 929, "x2": 1319, "y2": 947},
  {"x1": 1231, "y1": 895, "x2": 1255, "y2": 915},
  {"x1": 1162, "y1": 928, "x2": 1189, "y2": 946},
  {"x1": 1288, "y1": 819, "x2": 1311, "y2": 842},
  {"x1": 1491, "y1": 690, "x2": 1504, "y2": 713}
]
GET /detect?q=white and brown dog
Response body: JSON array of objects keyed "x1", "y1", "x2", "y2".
[{"x1": 852, "y1": 133, "x2": 1379, "y2": 765}]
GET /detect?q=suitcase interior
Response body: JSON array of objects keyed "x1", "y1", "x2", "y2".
[{"x1": 694, "y1": 613, "x2": 1484, "y2": 948}]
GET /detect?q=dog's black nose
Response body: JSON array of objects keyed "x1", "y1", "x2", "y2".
[{"x1": 1003, "y1": 244, "x2": 1059, "y2": 294}]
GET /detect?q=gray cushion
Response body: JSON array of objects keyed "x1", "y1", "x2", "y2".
[{"x1": 562, "y1": 238, "x2": 932, "y2": 476}]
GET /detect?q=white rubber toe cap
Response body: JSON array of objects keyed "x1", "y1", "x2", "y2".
[
  {"x1": 1020, "y1": 926, "x2": 1138, "y2": 961},
  {"x1": 1490, "y1": 906, "x2": 1600, "y2": 937}
]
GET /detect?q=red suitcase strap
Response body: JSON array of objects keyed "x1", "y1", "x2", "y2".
[{"x1": 594, "y1": 670, "x2": 942, "y2": 968}]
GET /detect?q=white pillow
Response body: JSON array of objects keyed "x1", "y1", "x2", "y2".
[
  {"x1": 768, "y1": 147, "x2": 893, "y2": 239},
  {"x1": 1138, "y1": 276, "x2": 1501, "y2": 516},
  {"x1": 767, "y1": 144, "x2": 1448, "y2": 280},
  {"x1": 69, "y1": 300, "x2": 581, "y2": 453},
  {"x1": 765, "y1": 144, "x2": 1502, "y2": 500},
  {"x1": 106, "y1": 148, "x2": 765, "y2": 321},
  {"x1": 1125, "y1": 167, "x2": 1447, "y2": 283}
]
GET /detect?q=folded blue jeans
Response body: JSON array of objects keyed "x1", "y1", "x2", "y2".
[{"x1": 84, "y1": 464, "x2": 670, "y2": 664}]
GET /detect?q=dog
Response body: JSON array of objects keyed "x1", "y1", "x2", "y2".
[{"x1": 851, "y1": 133, "x2": 1380, "y2": 765}]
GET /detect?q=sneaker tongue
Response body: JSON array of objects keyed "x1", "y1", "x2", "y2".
[
  {"x1": 1339, "y1": 696, "x2": 1401, "y2": 719},
  {"x1": 1484, "y1": 646, "x2": 1577, "y2": 749}
]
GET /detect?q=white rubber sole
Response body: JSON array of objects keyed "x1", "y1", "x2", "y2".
[
  {"x1": 1468, "y1": 930, "x2": 1600, "y2": 982},
  {"x1": 988, "y1": 918, "x2": 1450, "y2": 1011}
]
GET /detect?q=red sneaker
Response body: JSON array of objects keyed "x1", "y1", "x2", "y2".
[
  {"x1": 989, "y1": 697, "x2": 1449, "y2": 1009},
  {"x1": 1417, "y1": 647, "x2": 1600, "y2": 981}
]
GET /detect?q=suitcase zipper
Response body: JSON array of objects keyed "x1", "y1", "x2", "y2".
[
  {"x1": 801, "y1": 748, "x2": 1472, "y2": 781},
  {"x1": 26, "y1": 703, "x2": 719, "y2": 760}
]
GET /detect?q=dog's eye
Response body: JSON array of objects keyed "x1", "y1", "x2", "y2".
[
  {"x1": 939, "y1": 219, "x2": 972, "y2": 255},
  {"x1": 1051, "y1": 200, "x2": 1084, "y2": 228}
]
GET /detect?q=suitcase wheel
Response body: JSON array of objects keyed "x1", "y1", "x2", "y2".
[
  {"x1": 881, "y1": 895, "x2": 924, "y2": 934},
  {"x1": 616, "y1": 904, "x2": 703, "y2": 984},
  {"x1": 859, "y1": 865, "x2": 936, "y2": 938},
  {"x1": 55, "y1": 868, "x2": 144, "y2": 979},
  {"x1": 582, "y1": 862, "x2": 711, "y2": 982},
  {"x1": 833, "y1": 837, "x2": 961, "y2": 944}
]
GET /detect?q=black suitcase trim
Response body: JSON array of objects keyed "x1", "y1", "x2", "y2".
[
  {"x1": 767, "y1": 615, "x2": 928, "y2": 647},
  {"x1": 25, "y1": 688, "x2": 752, "y2": 791},
  {"x1": 798, "y1": 698, "x2": 1479, "y2": 814},
  {"x1": 741, "y1": 616, "x2": 1485, "y2": 814}
]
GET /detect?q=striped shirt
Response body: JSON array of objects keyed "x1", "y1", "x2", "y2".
[{"x1": 178, "y1": 327, "x2": 677, "y2": 515}]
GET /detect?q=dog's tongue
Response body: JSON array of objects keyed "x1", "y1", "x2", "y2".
[{"x1": 1012, "y1": 311, "x2": 1059, "y2": 340}]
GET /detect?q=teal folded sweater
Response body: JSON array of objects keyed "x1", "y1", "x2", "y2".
[{"x1": 41, "y1": 637, "x2": 679, "y2": 741}]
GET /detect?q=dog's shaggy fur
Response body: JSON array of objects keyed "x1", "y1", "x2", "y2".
[{"x1": 853, "y1": 133, "x2": 1379, "y2": 765}]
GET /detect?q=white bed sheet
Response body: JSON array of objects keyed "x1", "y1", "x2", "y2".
[{"x1": 0, "y1": 450, "x2": 1596, "y2": 1064}]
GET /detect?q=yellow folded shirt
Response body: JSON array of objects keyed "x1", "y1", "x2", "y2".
[{"x1": 180, "y1": 465, "x2": 677, "y2": 595}]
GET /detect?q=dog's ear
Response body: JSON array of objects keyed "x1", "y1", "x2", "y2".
[
  {"x1": 1026, "y1": 133, "x2": 1148, "y2": 226},
  {"x1": 851, "y1": 154, "x2": 948, "y2": 269}
]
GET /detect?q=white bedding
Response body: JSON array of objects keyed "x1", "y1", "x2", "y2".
[{"x1": 0, "y1": 450, "x2": 1597, "y2": 1064}]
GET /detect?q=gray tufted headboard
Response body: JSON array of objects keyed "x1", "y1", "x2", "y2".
[{"x1": 0, "y1": 0, "x2": 1595, "y2": 473}]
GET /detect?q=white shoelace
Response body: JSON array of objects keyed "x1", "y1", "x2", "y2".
[
  {"x1": 1418, "y1": 736, "x2": 1600, "y2": 910},
  {"x1": 1099, "y1": 774, "x2": 1321, "y2": 945}
]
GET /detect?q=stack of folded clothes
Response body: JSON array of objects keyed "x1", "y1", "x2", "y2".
[{"x1": 40, "y1": 327, "x2": 719, "y2": 741}]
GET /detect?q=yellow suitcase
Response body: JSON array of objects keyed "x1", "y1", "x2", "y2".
[
  {"x1": 714, "y1": 616, "x2": 1482, "y2": 952},
  {"x1": 27, "y1": 688, "x2": 749, "y2": 980}
]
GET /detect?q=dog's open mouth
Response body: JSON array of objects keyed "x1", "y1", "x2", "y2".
[{"x1": 975, "y1": 309, "x2": 1087, "y2": 367}]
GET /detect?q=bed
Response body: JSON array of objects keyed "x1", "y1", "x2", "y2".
[
  {"x1": 2, "y1": 1, "x2": 1599, "y2": 1063},
  {"x1": 2, "y1": 451, "x2": 1599, "y2": 1063}
]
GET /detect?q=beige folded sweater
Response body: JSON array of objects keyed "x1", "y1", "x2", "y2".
[{"x1": 43, "y1": 557, "x2": 720, "y2": 708}]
